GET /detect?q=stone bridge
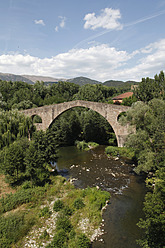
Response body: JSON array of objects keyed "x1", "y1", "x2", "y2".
[{"x1": 22, "y1": 100, "x2": 131, "y2": 147}]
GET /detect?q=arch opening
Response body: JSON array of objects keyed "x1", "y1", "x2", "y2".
[
  {"x1": 117, "y1": 112, "x2": 126, "y2": 122},
  {"x1": 48, "y1": 106, "x2": 117, "y2": 147},
  {"x1": 31, "y1": 114, "x2": 42, "y2": 123}
]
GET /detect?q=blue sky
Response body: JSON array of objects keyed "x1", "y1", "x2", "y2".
[{"x1": 0, "y1": 0, "x2": 165, "y2": 82}]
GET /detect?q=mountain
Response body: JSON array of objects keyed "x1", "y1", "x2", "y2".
[
  {"x1": 0, "y1": 72, "x2": 139, "y2": 88},
  {"x1": 0, "y1": 72, "x2": 34, "y2": 84},
  {"x1": 66, "y1": 76, "x2": 101, "y2": 86},
  {"x1": 103, "y1": 80, "x2": 139, "y2": 87},
  {"x1": 22, "y1": 75, "x2": 66, "y2": 84}
]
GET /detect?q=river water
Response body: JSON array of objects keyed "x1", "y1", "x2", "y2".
[{"x1": 56, "y1": 145, "x2": 146, "y2": 248}]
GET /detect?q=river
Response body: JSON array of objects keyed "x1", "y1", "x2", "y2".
[{"x1": 56, "y1": 145, "x2": 146, "y2": 248}]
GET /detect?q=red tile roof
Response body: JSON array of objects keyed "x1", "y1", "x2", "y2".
[{"x1": 112, "y1": 92, "x2": 133, "y2": 100}]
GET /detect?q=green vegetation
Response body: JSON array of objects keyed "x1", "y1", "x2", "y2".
[
  {"x1": 0, "y1": 176, "x2": 110, "y2": 247},
  {"x1": 48, "y1": 108, "x2": 116, "y2": 146},
  {"x1": 105, "y1": 146, "x2": 135, "y2": 160},
  {"x1": 0, "y1": 211, "x2": 35, "y2": 248},
  {"x1": 134, "y1": 70, "x2": 165, "y2": 102},
  {"x1": 75, "y1": 140, "x2": 99, "y2": 151},
  {"x1": 53, "y1": 199, "x2": 64, "y2": 212},
  {"x1": 120, "y1": 72, "x2": 165, "y2": 248},
  {"x1": 0, "y1": 70, "x2": 164, "y2": 248},
  {"x1": 73, "y1": 198, "x2": 85, "y2": 209},
  {"x1": 47, "y1": 182, "x2": 110, "y2": 248}
]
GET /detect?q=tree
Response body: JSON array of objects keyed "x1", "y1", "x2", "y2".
[
  {"x1": 24, "y1": 140, "x2": 50, "y2": 186},
  {"x1": 1, "y1": 138, "x2": 29, "y2": 184},
  {"x1": 134, "y1": 71, "x2": 165, "y2": 102},
  {"x1": 0, "y1": 110, "x2": 35, "y2": 149},
  {"x1": 73, "y1": 84, "x2": 105, "y2": 102},
  {"x1": 120, "y1": 98, "x2": 165, "y2": 248},
  {"x1": 120, "y1": 99, "x2": 165, "y2": 173}
]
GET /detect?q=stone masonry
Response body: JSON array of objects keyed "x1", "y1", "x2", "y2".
[{"x1": 22, "y1": 100, "x2": 131, "y2": 147}]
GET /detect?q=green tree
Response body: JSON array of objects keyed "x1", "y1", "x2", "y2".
[
  {"x1": 24, "y1": 140, "x2": 50, "y2": 186},
  {"x1": 0, "y1": 110, "x2": 35, "y2": 149},
  {"x1": 120, "y1": 99, "x2": 165, "y2": 173},
  {"x1": 1, "y1": 138, "x2": 29, "y2": 184},
  {"x1": 120, "y1": 97, "x2": 165, "y2": 248},
  {"x1": 134, "y1": 71, "x2": 165, "y2": 102}
]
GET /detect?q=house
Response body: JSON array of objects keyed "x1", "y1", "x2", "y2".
[{"x1": 112, "y1": 92, "x2": 133, "y2": 104}]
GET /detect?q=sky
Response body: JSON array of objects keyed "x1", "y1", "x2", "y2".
[{"x1": 0, "y1": 0, "x2": 165, "y2": 82}]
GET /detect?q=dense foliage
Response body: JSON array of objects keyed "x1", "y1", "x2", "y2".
[
  {"x1": 121, "y1": 99, "x2": 165, "y2": 173},
  {"x1": 134, "y1": 71, "x2": 165, "y2": 102},
  {"x1": 0, "y1": 79, "x2": 121, "y2": 110},
  {"x1": 120, "y1": 71, "x2": 165, "y2": 248},
  {"x1": 48, "y1": 108, "x2": 116, "y2": 146}
]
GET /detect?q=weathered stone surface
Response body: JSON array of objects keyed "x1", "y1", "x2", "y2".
[{"x1": 22, "y1": 100, "x2": 131, "y2": 147}]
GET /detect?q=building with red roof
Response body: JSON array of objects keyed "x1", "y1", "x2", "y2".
[{"x1": 112, "y1": 92, "x2": 133, "y2": 103}]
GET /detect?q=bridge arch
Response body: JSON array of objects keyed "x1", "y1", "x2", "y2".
[
  {"x1": 48, "y1": 106, "x2": 117, "y2": 146},
  {"x1": 22, "y1": 100, "x2": 131, "y2": 147}
]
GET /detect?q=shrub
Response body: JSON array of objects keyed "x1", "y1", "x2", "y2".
[
  {"x1": 73, "y1": 198, "x2": 85, "y2": 210},
  {"x1": 46, "y1": 229, "x2": 67, "y2": 248},
  {"x1": 56, "y1": 214, "x2": 73, "y2": 233},
  {"x1": 69, "y1": 229, "x2": 76, "y2": 239},
  {"x1": 0, "y1": 189, "x2": 33, "y2": 213},
  {"x1": 105, "y1": 146, "x2": 118, "y2": 156},
  {"x1": 0, "y1": 187, "x2": 46, "y2": 214},
  {"x1": 0, "y1": 212, "x2": 35, "y2": 247},
  {"x1": 76, "y1": 233, "x2": 91, "y2": 248},
  {"x1": 21, "y1": 181, "x2": 32, "y2": 189},
  {"x1": 75, "y1": 141, "x2": 88, "y2": 150},
  {"x1": 105, "y1": 146, "x2": 135, "y2": 160},
  {"x1": 62, "y1": 206, "x2": 73, "y2": 216},
  {"x1": 53, "y1": 200, "x2": 64, "y2": 212},
  {"x1": 39, "y1": 206, "x2": 52, "y2": 218}
]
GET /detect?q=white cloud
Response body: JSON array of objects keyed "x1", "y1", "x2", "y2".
[
  {"x1": 84, "y1": 8, "x2": 123, "y2": 30},
  {"x1": 34, "y1": 19, "x2": 45, "y2": 26},
  {"x1": 59, "y1": 16, "x2": 66, "y2": 28},
  {"x1": 55, "y1": 26, "x2": 59, "y2": 32},
  {"x1": 0, "y1": 39, "x2": 165, "y2": 82},
  {"x1": 55, "y1": 16, "x2": 66, "y2": 32}
]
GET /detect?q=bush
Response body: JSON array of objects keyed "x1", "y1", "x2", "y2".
[
  {"x1": 53, "y1": 200, "x2": 64, "y2": 212},
  {"x1": 21, "y1": 181, "x2": 32, "y2": 189},
  {"x1": 75, "y1": 141, "x2": 88, "y2": 150},
  {"x1": 0, "y1": 187, "x2": 46, "y2": 214},
  {"x1": 84, "y1": 187, "x2": 110, "y2": 210},
  {"x1": 77, "y1": 233, "x2": 91, "y2": 248},
  {"x1": 39, "y1": 206, "x2": 52, "y2": 218},
  {"x1": 0, "y1": 189, "x2": 33, "y2": 213},
  {"x1": 73, "y1": 198, "x2": 85, "y2": 210},
  {"x1": 56, "y1": 214, "x2": 73, "y2": 233},
  {"x1": 105, "y1": 146, "x2": 135, "y2": 160},
  {"x1": 46, "y1": 229, "x2": 67, "y2": 248},
  {"x1": 62, "y1": 206, "x2": 73, "y2": 216},
  {"x1": 105, "y1": 146, "x2": 118, "y2": 156},
  {"x1": 0, "y1": 212, "x2": 35, "y2": 247}
]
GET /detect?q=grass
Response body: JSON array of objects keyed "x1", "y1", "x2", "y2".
[
  {"x1": 0, "y1": 175, "x2": 110, "y2": 248},
  {"x1": 75, "y1": 140, "x2": 99, "y2": 151},
  {"x1": 0, "y1": 175, "x2": 16, "y2": 198},
  {"x1": 105, "y1": 146, "x2": 135, "y2": 160}
]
